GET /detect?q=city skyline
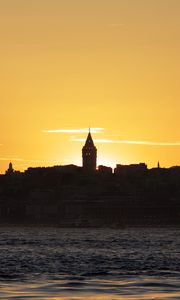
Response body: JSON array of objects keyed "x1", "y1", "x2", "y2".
[
  {"x1": 0, "y1": 0, "x2": 180, "y2": 173},
  {"x1": 1, "y1": 124, "x2": 180, "y2": 173},
  {"x1": 2, "y1": 129, "x2": 180, "y2": 175}
]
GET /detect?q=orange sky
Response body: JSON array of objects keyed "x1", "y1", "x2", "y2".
[{"x1": 0, "y1": 0, "x2": 180, "y2": 173}]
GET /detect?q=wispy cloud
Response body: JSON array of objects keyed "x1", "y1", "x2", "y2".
[
  {"x1": 42, "y1": 128, "x2": 104, "y2": 134},
  {"x1": 0, "y1": 157, "x2": 25, "y2": 162},
  {"x1": 0, "y1": 157, "x2": 62, "y2": 170},
  {"x1": 71, "y1": 138, "x2": 180, "y2": 146},
  {"x1": 0, "y1": 157, "x2": 47, "y2": 163}
]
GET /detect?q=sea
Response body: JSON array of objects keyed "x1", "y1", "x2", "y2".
[{"x1": 0, "y1": 227, "x2": 179, "y2": 299}]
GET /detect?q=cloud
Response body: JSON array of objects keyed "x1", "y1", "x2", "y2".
[
  {"x1": 42, "y1": 128, "x2": 104, "y2": 134},
  {"x1": 0, "y1": 158, "x2": 47, "y2": 163},
  {"x1": 71, "y1": 138, "x2": 180, "y2": 146},
  {"x1": 0, "y1": 157, "x2": 25, "y2": 162}
]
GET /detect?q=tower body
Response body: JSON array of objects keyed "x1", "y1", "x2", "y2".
[{"x1": 82, "y1": 132, "x2": 97, "y2": 171}]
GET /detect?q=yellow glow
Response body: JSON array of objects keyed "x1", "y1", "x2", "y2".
[
  {"x1": 0, "y1": 0, "x2": 180, "y2": 173},
  {"x1": 97, "y1": 156, "x2": 116, "y2": 168}
]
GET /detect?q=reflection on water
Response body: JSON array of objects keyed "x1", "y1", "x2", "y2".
[
  {"x1": 1, "y1": 277, "x2": 180, "y2": 299},
  {"x1": 0, "y1": 227, "x2": 179, "y2": 299}
]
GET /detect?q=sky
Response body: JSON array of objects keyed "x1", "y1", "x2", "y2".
[{"x1": 0, "y1": 0, "x2": 180, "y2": 173}]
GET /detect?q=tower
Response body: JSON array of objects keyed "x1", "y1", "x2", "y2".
[
  {"x1": 6, "y1": 162, "x2": 14, "y2": 175},
  {"x1": 82, "y1": 130, "x2": 97, "y2": 171}
]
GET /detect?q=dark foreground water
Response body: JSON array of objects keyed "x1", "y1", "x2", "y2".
[{"x1": 0, "y1": 227, "x2": 179, "y2": 299}]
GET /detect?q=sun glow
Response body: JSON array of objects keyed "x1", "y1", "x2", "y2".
[
  {"x1": 0, "y1": 0, "x2": 180, "y2": 173},
  {"x1": 97, "y1": 156, "x2": 116, "y2": 169}
]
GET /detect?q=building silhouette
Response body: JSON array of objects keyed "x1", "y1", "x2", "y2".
[
  {"x1": 82, "y1": 130, "x2": 97, "y2": 171},
  {"x1": 114, "y1": 163, "x2": 147, "y2": 175},
  {"x1": 6, "y1": 162, "x2": 14, "y2": 175}
]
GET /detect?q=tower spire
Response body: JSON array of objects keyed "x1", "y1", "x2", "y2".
[{"x1": 82, "y1": 130, "x2": 97, "y2": 171}]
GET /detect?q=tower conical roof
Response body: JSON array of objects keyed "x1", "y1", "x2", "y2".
[{"x1": 84, "y1": 132, "x2": 95, "y2": 147}]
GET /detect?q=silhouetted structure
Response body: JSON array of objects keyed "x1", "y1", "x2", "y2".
[
  {"x1": 0, "y1": 162, "x2": 179, "y2": 227},
  {"x1": 98, "y1": 165, "x2": 113, "y2": 174},
  {"x1": 82, "y1": 130, "x2": 97, "y2": 171},
  {"x1": 114, "y1": 163, "x2": 147, "y2": 175},
  {"x1": 6, "y1": 162, "x2": 14, "y2": 175},
  {"x1": 0, "y1": 134, "x2": 180, "y2": 227}
]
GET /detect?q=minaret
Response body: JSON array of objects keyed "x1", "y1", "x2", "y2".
[
  {"x1": 82, "y1": 129, "x2": 97, "y2": 171},
  {"x1": 6, "y1": 162, "x2": 14, "y2": 175}
]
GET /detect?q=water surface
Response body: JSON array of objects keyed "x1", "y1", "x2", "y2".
[{"x1": 0, "y1": 227, "x2": 179, "y2": 299}]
